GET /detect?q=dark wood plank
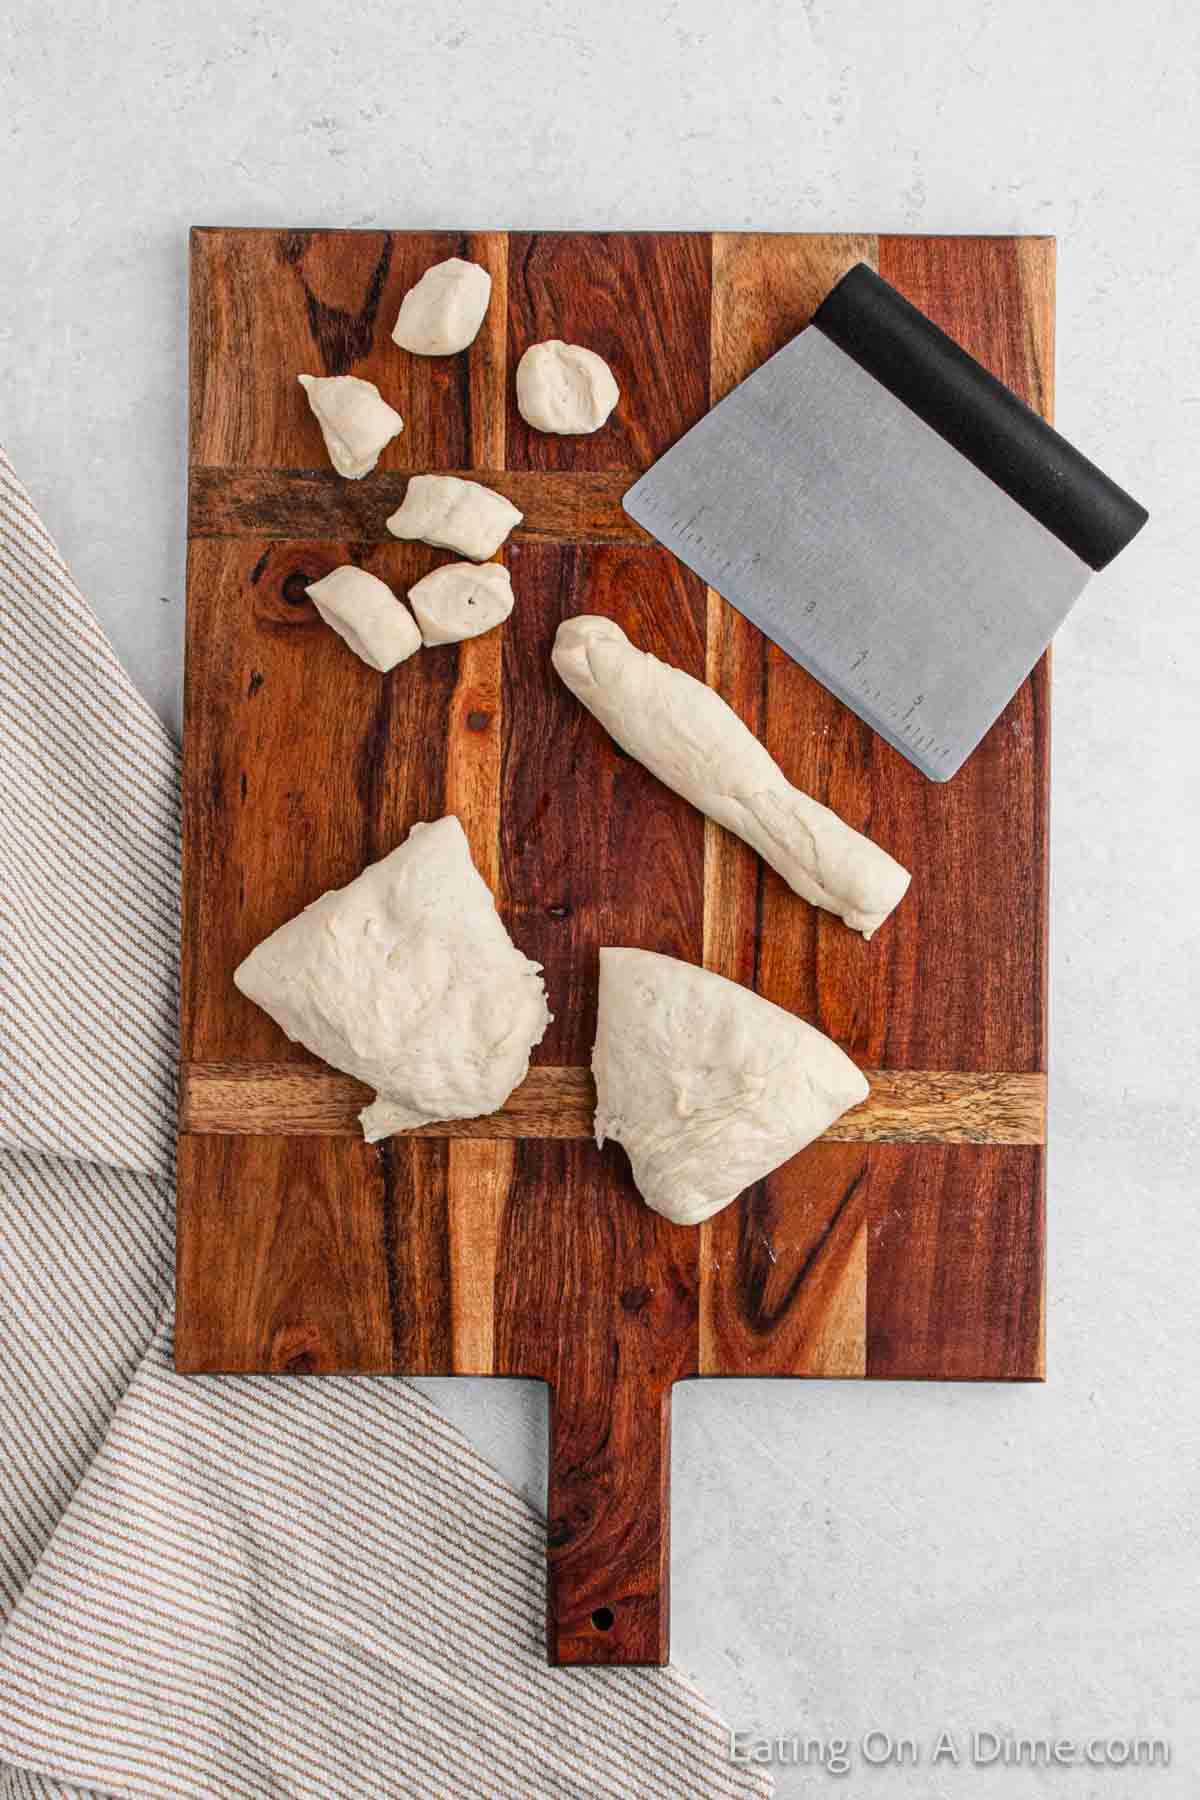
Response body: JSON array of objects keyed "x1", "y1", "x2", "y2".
[
  {"x1": 180, "y1": 537, "x2": 458, "y2": 1062},
  {"x1": 701, "y1": 235, "x2": 1053, "y2": 1077},
  {"x1": 495, "y1": 1140, "x2": 698, "y2": 1665},
  {"x1": 499, "y1": 542, "x2": 708, "y2": 1065},
  {"x1": 189, "y1": 468, "x2": 651, "y2": 545},
  {"x1": 175, "y1": 1134, "x2": 454, "y2": 1375},
  {"x1": 175, "y1": 1134, "x2": 398, "y2": 1373},
  {"x1": 505, "y1": 232, "x2": 711, "y2": 472},
  {"x1": 866, "y1": 1145, "x2": 1045, "y2": 1379},
  {"x1": 868, "y1": 235, "x2": 1052, "y2": 1074},
  {"x1": 839, "y1": 670, "x2": 1050, "y2": 1071},
  {"x1": 446, "y1": 1139, "x2": 513, "y2": 1374},
  {"x1": 191, "y1": 228, "x2": 493, "y2": 473},
  {"x1": 701, "y1": 235, "x2": 881, "y2": 1377}
]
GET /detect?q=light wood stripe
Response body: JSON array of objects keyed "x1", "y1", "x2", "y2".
[
  {"x1": 444, "y1": 628, "x2": 503, "y2": 890},
  {"x1": 447, "y1": 1138, "x2": 512, "y2": 1374},
  {"x1": 800, "y1": 1219, "x2": 868, "y2": 1377},
  {"x1": 466, "y1": 231, "x2": 508, "y2": 469},
  {"x1": 180, "y1": 1062, "x2": 1046, "y2": 1144},
  {"x1": 710, "y1": 231, "x2": 878, "y2": 404},
  {"x1": 188, "y1": 467, "x2": 652, "y2": 545},
  {"x1": 700, "y1": 234, "x2": 882, "y2": 1370},
  {"x1": 442, "y1": 230, "x2": 511, "y2": 1378}
]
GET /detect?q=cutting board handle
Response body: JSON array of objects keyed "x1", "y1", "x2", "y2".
[{"x1": 545, "y1": 1374, "x2": 673, "y2": 1666}]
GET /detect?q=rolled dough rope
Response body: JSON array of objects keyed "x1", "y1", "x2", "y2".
[{"x1": 552, "y1": 614, "x2": 911, "y2": 937}]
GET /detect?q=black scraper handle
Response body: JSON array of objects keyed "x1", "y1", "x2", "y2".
[{"x1": 813, "y1": 262, "x2": 1148, "y2": 571}]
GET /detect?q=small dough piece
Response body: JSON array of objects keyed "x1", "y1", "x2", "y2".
[
  {"x1": 516, "y1": 340, "x2": 619, "y2": 435},
  {"x1": 305, "y1": 566, "x2": 420, "y2": 672},
  {"x1": 391, "y1": 257, "x2": 492, "y2": 356},
  {"x1": 593, "y1": 948, "x2": 868, "y2": 1227},
  {"x1": 387, "y1": 474, "x2": 522, "y2": 561},
  {"x1": 297, "y1": 373, "x2": 403, "y2": 479},
  {"x1": 234, "y1": 816, "x2": 551, "y2": 1142},
  {"x1": 553, "y1": 615, "x2": 911, "y2": 937},
  {"x1": 408, "y1": 561, "x2": 514, "y2": 646}
]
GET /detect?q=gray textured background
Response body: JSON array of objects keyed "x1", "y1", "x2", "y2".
[{"x1": 2, "y1": 1, "x2": 1197, "y2": 1792}]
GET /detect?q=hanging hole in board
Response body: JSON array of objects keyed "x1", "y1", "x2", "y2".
[{"x1": 591, "y1": 1607, "x2": 615, "y2": 1632}]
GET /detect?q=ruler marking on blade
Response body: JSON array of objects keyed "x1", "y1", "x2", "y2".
[
  {"x1": 636, "y1": 480, "x2": 949, "y2": 762},
  {"x1": 623, "y1": 326, "x2": 1089, "y2": 781}
]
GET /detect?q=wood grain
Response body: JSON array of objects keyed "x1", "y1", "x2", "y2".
[
  {"x1": 859, "y1": 235, "x2": 1052, "y2": 1073},
  {"x1": 181, "y1": 1062, "x2": 1047, "y2": 1144},
  {"x1": 179, "y1": 536, "x2": 458, "y2": 1062},
  {"x1": 701, "y1": 1144, "x2": 870, "y2": 1377},
  {"x1": 181, "y1": 230, "x2": 1053, "y2": 1665},
  {"x1": 189, "y1": 468, "x2": 651, "y2": 545},
  {"x1": 447, "y1": 1139, "x2": 512, "y2": 1374},
  {"x1": 866, "y1": 1145, "x2": 1045, "y2": 1380},
  {"x1": 494, "y1": 1140, "x2": 698, "y2": 1665},
  {"x1": 464, "y1": 231, "x2": 508, "y2": 467},
  {"x1": 191, "y1": 229, "x2": 484, "y2": 471},
  {"x1": 175, "y1": 1133, "x2": 398, "y2": 1374},
  {"x1": 380, "y1": 1138, "x2": 454, "y2": 1374}
]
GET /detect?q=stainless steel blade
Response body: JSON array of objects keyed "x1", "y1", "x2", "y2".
[{"x1": 623, "y1": 330, "x2": 1089, "y2": 780}]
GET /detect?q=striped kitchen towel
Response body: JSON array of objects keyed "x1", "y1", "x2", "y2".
[{"x1": 0, "y1": 445, "x2": 771, "y2": 1800}]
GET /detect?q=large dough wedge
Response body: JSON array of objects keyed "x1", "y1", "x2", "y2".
[
  {"x1": 593, "y1": 948, "x2": 868, "y2": 1226},
  {"x1": 234, "y1": 816, "x2": 550, "y2": 1141}
]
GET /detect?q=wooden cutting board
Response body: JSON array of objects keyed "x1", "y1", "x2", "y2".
[{"x1": 177, "y1": 229, "x2": 1050, "y2": 1667}]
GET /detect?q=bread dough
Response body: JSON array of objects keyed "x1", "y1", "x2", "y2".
[
  {"x1": 407, "y1": 561, "x2": 514, "y2": 646},
  {"x1": 297, "y1": 373, "x2": 403, "y2": 479},
  {"x1": 515, "y1": 340, "x2": 619, "y2": 435},
  {"x1": 593, "y1": 948, "x2": 868, "y2": 1226},
  {"x1": 387, "y1": 475, "x2": 522, "y2": 561},
  {"x1": 391, "y1": 257, "x2": 492, "y2": 356},
  {"x1": 234, "y1": 816, "x2": 551, "y2": 1142},
  {"x1": 553, "y1": 615, "x2": 911, "y2": 937},
  {"x1": 306, "y1": 566, "x2": 421, "y2": 672}
]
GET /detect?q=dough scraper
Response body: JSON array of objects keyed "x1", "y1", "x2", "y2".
[{"x1": 623, "y1": 263, "x2": 1148, "y2": 780}]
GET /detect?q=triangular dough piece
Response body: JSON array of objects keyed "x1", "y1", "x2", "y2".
[
  {"x1": 593, "y1": 948, "x2": 868, "y2": 1226},
  {"x1": 235, "y1": 816, "x2": 550, "y2": 1141},
  {"x1": 297, "y1": 373, "x2": 403, "y2": 479}
]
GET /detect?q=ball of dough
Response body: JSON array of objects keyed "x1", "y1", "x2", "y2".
[
  {"x1": 391, "y1": 257, "x2": 492, "y2": 356},
  {"x1": 515, "y1": 340, "x2": 620, "y2": 435},
  {"x1": 407, "y1": 561, "x2": 514, "y2": 646},
  {"x1": 297, "y1": 374, "x2": 403, "y2": 480},
  {"x1": 386, "y1": 474, "x2": 522, "y2": 562},
  {"x1": 305, "y1": 566, "x2": 420, "y2": 672}
]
